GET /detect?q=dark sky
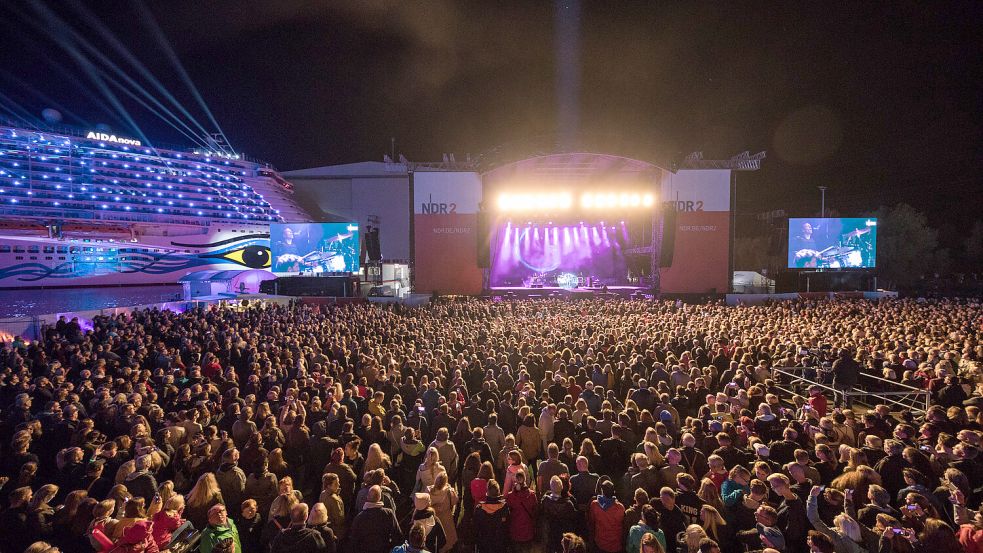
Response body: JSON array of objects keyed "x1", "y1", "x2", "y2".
[{"x1": 1, "y1": 1, "x2": 980, "y2": 232}]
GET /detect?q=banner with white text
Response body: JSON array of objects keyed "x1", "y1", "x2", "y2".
[{"x1": 413, "y1": 171, "x2": 483, "y2": 295}]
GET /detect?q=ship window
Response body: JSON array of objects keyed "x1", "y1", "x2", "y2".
[
  {"x1": 56, "y1": 246, "x2": 68, "y2": 253},
  {"x1": 29, "y1": 256, "x2": 37, "y2": 260},
  {"x1": 14, "y1": 256, "x2": 23, "y2": 260},
  {"x1": 0, "y1": 246, "x2": 9, "y2": 253},
  {"x1": 43, "y1": 246, "x2": 54, "y2": 253},
  {"x1": 44, "y1": 256, "x2": 52, "y2": 260},
  {"x1": 28, "y1": 246, "x2": 39, "y2": 253},
  {"x1": 58, "y1": 257, "x2": 65, "y2": 260},
  {"x1": 13, "y1": 246, "x2": 24, "y2": 253},
  {"x1": 70, "y1": 247, "x2": 79, "y2": 253}
]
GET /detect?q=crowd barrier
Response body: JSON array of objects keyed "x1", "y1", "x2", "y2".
[{"x1": 771, "y1": 365, "x2": 932, "y2": 415}]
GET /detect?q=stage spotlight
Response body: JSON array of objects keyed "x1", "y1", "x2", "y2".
[
  {"x1": 642, "y1": 193, "x2": 655, "y2": 207},
  {"x1": 581, "y1": 193, "x2": 594, "y2": 208}
]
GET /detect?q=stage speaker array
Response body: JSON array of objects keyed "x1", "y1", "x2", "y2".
[
  {"x1": 659, "y1": 207, "x2": 676, "y2": 268},
  {"x1": 365, "y1": 226, "x2": 382, "y2": 261},
  {"x1": 476, "y1": 211, "x2": 491, "y2": 268}
]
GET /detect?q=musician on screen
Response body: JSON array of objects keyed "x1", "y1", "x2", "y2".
[
  {"x1": 274, "y1": 227, "x2": 311, "y2": 272},
  {"x1": 791, "y1": 222, "x2": 823, "y2": 268}
]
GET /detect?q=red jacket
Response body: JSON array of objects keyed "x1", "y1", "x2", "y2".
[
  {"x1": 958, "y1": 524, "x2": 983, "y2": 553},
  {"x1": 110, "y1": 520, "x2": 160, "y2": 553},
  {"x1": 506, "y1": 487, "x2": 538, "y2": 542},
  {"x1": 589, "y1": 497, "x2": 626, "y2": 553},
  {"x1": 151, "y1": 511, "x2": 183, "y2": 549}
]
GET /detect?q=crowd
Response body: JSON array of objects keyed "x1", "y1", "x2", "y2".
[{"x1": 0, "y1": 296, "x2": 980, "y2": 553}]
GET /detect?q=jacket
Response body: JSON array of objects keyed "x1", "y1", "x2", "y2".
[
  {"x1": 199, "y1": 520, "x2": 242, "y2": 553},
  {"x1": 244, "y1": 472, "x2": 279, "y2": 517},
  {"x1": 540, "y1": 493, "x2": 578, "y2": 550},
  {"x1": 474, "y1": 497, "x2": 510, "y2": 553},
  {"x1": 347, "y1": 504, "x2": 402, "y2": 553},
  {"x1": 271, "y1": 525, "x2": 328, "y2": 553},
  {"x1": 516, "y1": 424, "x2": 543, "y2": 461},
  {"x1": 124, "y1": 470, "x2": 158, "y2": 504},
  {"x1": 627, "y1": 524, "x2": 666, "y2": 553},
  {"x1": 215, "y1": 463, "x2": 247, "y2": 511},
  {"x1": 721, "y1": 479, "x2": 749, "y2": 508},
  {"x1": 589, "y1": 497, "x2": 626, "y2": 553},
  {"x1": 150, "y1": 510, "x2": 183, "y2": 549},
  {"x1": 506, "y1": 487, "x2": 538, "y2": 542},
  {"x1": 428, "y1": 440, "x2": 459, "y2": 478},
  {"x1": 110, "y1": 520, "x2": 160, "y2": 553},
  {"x1": 570, "y1": 471, "x2": 600, "y2": 509}
]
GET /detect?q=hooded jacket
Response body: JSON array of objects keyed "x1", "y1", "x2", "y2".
[
  {"x1": 150, "y1": 510, "x2": 183, "y2": 549},
  {"x1": 271, "y1": 524, "x2": 328, "y2": 553},
  {"x1": 111, "y1": 520, "x2": 160, "y2": 553},
  {"x1": 215, "y1": 462, "x2": 246, "y2": 511},
  {"x1": 506, "y1": 486, "x2": 538, "y2": 542},
  {"x1": 589, "y1": 496, "x2": 626, "y2": 553},
  {"x1": 473, "y1": 496, "x2": 510, "y2": 553}
]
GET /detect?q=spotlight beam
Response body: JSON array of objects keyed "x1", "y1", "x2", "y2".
[
  {"x1": 65, "y1": 2, "x2": 227, "y2": 153},
  {"x1": 134, "y1": 0, "x2": 236, "y2": 155}
]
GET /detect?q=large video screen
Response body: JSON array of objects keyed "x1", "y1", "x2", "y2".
[
  {"x1": 788, "y1": 218, "x2": 876, "y2": 269},
  {"x1": 270, "y1": 223, "x2": 360, "y2": 274},
  {"x1": 490, "y1": 222, "x2": 629, "y2": 288}
]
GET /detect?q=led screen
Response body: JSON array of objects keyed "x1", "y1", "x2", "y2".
[
  {"x1": 271, "y1": 223, "x2": 360, "y2": 274},
  {"x1": 788, "y1": 217, "x2": 876, "y2": 269}
]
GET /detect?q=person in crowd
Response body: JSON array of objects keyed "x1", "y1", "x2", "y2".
[
  {"x1": 474, "y1": 479, "x2": 510, "y2": 553},
  {"x1": 628, "y1": 504, "x2": 667, "y2": 553},
  {"x1": 270, "y1": 502, "x2": 328, "y2": 553},
  {"x1": 427, "y1": 471, "x2": 458, "y2": 553},
  {"x1": 409, "y1": 492, "x2": 446, "y2": 553},
  {"x1": 542, "y1": 475, "x2": 579, "y2": 553},
  {"x1": 200, "y1": 504, "x2": 242, "y2": 553},
  {"x1": 347, "y1": 485, "x2": 401, "y2": 553},
  {"x1": 506, "y1": 470, "x2": 538, "y2": 551},
  {"x1": 235, "y1": 499, "x2": 264, "y2": 553},
  {"x1": 589, "y1": 479, "x2": 626, "y2": 553},
  {"x1": 0, "y1": 297, "x2": 979, "y2": 553}
]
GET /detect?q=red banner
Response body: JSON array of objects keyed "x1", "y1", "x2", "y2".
[
  {"x1": 659, "y1": 211, "x2": 730, "y2": 293},
  {"x1": 414, "y1": 213, "x2": 483, "y2": 295}
]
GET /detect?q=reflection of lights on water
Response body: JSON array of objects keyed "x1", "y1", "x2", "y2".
[{"x1": 557, "y1": 273, "x2": 578, "y2": 289}]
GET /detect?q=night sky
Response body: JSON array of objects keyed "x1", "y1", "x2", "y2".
[{"x1": 1, "y1": 1, "x2": 980, "y2": 235}]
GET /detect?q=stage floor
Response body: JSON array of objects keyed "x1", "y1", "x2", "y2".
[{"x1": 487, "y1": 285, "x2": 651, "y2": 298}]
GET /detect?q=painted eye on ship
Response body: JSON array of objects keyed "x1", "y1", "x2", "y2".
[{"x1": 219, "y1": 245, "x2": 271, "y2": 268}]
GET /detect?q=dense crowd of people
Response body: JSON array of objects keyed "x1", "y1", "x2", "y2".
[{"x1": 0, "y1": 296, "x2": 980, "y2": 553}]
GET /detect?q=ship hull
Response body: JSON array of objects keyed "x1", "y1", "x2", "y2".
[{"x1": 0, "y1": 230, "x2": 272, "y2": 289}]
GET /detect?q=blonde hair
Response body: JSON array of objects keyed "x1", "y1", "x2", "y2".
[
  {"x1": 164, "y1": 494, "x2": 185, "y2": 513},
  {"x1": 307, "y1": 502, "x2": 329, "y2": 525},
  {"x1": 363, "y1": 443, "x2": 391, "y2": 474},
  {"x1": 186, "y1": 473, "x2": 223, "y2": 507},
  {"x1": 684, "y1": 524, "x2": 708, "y2": 553},
  {"x1": 269, "y1": 493, "x2": 299, "y2": 519},
  {"x1": 697, "y1": 478, "x2": 724, "y2": 512},
  {"x1": 700, "y1": 505, "x2": 727, "y2": 542},
  {"x1": 834, "y1": 513, "x2": 862, "y2": 543}
]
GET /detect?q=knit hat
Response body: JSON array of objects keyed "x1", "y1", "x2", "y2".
[
  {"x1": 659, "y1": 410, "x2": 673, "y2": 421},
  {"x1": 758, "y1": 525, "x2": 785, "y2": 550}
]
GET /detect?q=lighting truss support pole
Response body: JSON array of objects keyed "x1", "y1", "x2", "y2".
[{"x1": 818, "y1": 186, "x2": 827, "y2": 218}]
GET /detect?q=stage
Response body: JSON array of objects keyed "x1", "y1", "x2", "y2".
[{"x1": 487, "y1": 285, "x2": 652, "y2": 299}]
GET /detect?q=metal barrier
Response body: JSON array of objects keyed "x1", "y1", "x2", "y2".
[{"x1": 771, "y1": 366, "x2": 932, "y2": 415}]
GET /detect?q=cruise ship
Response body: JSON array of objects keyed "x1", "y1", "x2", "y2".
[{"x1": 0, "y1": 121, "x2": 312, "y2": 288}]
